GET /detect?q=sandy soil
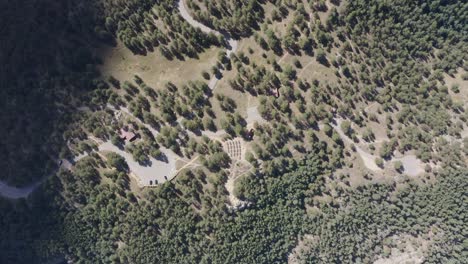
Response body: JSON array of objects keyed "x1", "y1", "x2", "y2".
[
  {"x1": 288, "y1": 235, "x2": 316, "y2": 264},
  {"x1": 392, "y1": 155, "x2": 425, "y2": 177},
  {"x1": 225, "y1": 176, "x2": 245, "y2": 208},
  {"x1": 374, "y1": 233, "x2": 433, "y2": 264}
]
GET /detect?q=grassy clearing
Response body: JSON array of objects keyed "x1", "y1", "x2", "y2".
[{"x1": 97, "y1": 41, "x2": 222, "y2": 89}]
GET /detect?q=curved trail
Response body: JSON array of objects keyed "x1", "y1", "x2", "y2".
[
  {"x1": 331, "y1": 119, "x2": 382, "y2": 172},
  {"x1": 0, "y1": 181, "x2": 42, "y2": 200},
  {"x1": 332, "y1": 118, "x2": 424, "y2": 176},
  {"x1": 0, "y1": 104, "x2": 177, "y2": 199},
  {"x1": 0, "y1": 156, "x2": 85, "y2": 199},
  {"x1": 178, "y1": 0, "x2": 238, "y2": 90}
]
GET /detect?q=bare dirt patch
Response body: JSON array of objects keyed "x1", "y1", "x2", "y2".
[
  {"x1": 444, "y1": 69, "x2": 468, "y2": 102},
  {"x1": 288, "y1": 234, "x2": 317, "y2": 264},
  {"x1": 225, "y1": 161, "x2": 252, "y2": 209},
  {"x1": 246, "y1": 105, "x2": 266, "y2": 127},
  {"x1": 392, "y1": 155, "x2": 425, "y2": 177}
]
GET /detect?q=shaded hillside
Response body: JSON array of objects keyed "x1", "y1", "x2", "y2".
[
  {"x1": 0, "y1": 0, "x2": 102, "y2": 186},
  {"x1": 0, "y1": 0, "x2": 218, "y2": 186}
]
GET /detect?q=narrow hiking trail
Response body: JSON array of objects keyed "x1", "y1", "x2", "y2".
[{"x1": 177, "y1": 0, "x2": 238, "y2": 90}]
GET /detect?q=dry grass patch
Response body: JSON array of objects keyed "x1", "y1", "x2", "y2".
[{"x1": 97, "y1": 41, "x2": 222, "y2": 88}]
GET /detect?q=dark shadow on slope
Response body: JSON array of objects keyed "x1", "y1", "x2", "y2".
[{"x1": 0, "y1": 0, "x2": 115, "y2": 187}]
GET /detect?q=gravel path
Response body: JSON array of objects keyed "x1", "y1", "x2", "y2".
[
  {"x1": 178, "y1": 0, "x2": 216, "y2": 35},
  {"x1": 0, "y1": 181, "x2": 42, "y2": 200},
  {"x1": 332, "y1": 118, "x2": 425, "y2": 176},
  {"x1": 177, "y1": 0, "x2": 238, "y2": 90},
  {"x1": 332, "y1": 119, "x2": 382, "y2": 172}
]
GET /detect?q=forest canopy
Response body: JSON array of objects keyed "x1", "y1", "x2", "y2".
[{"x1": 0, "y1": 0, "x2": 467, "y2": 263}]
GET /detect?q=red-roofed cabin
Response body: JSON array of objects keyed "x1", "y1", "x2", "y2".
[{"x1": 120, "y1": 128, "x2": 137, "y2": 142}]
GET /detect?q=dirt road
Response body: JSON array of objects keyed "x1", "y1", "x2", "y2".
[{"x1": 177, "y1": 0, "x2": 238, "y2": 90}]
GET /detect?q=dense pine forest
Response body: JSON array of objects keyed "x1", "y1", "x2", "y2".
[
  {"x1": 0, "y1": 0, "x2": 467, "y2": 263},
  {"x1": 1, "y1": 150, "x2": 466, "y2": 263}
]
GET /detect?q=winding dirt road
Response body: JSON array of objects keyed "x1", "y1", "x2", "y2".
[
  {"x1": 0, "y1": 181, "x2": 42, "y2": 200},
  {"x1": 331, "y1": 118, "x2": 382, "y2": 172},
  {"x1": 178, "y1": 0, "x2": 238, "y2": 90},
  {"x1": 0, "y1": 156, "x2": 86, "y2": 199},
  {"x1": 332, "y1": 118, "x2": 424, "y2": 176}
]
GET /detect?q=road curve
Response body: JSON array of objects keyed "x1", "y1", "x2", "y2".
[
  {"x1": 0, "y1": 165, "x2": 61, "y2": 199},
  {"x1": 0, "y1": 156, "x2": 87, "y2": 199},
  {"x1": 178, "y1": 0, "x2": 216, "y2": 35},
  {"x1": 178, "y1": 0, "x2": 238, "y2": 90},
  {"x1": 0, "y1": 181, "x2": 41, "y2": 199},
  {"x1": 0, "y1": 103, "x2": 175, "y2": 199}
]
